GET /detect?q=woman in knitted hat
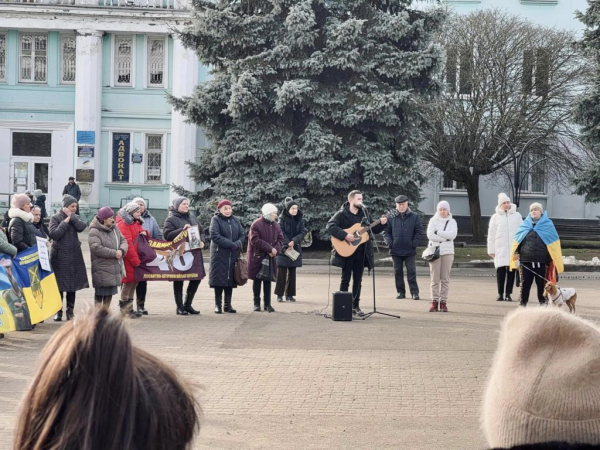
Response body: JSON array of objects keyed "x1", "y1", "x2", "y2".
[
  {"x1": 132, "y1": 197, "x2": 162, "y2": 316},
  {"x1": 163, "y1": 197, "x2": 206, "y2": 316},
  {"x1": 7, "y1": 193, "x2": 38, "y2": 252},
  {"x1": 511, "y1": 203, "x2": 563, "y2": 307},
  {"x1": 116, "y1": 202, "x2": 146, "y2": 318},
  {"x1": 274, "y1": 198, "x2": 307, "y2": 303},
  {"x1": 247, "y1": 203, "x2": 284, "y2": 312},
  {"x1": 48, "y1": 194, "x2": 89, "y2": 321},
  {"x1": 426, "y1": 201, "x2": 458, "y2": 312},
  {"x1": 89, "y1": 207, "x2": 128, "y2": 307},
  {"x1": 487, "y1": 193, "x2": 523, "y2": 302},
  {"x1": 209, "y1": 199, "x2": 245, "y2": 314},
  {"x1": 483, "y1": 308, "x2": 600, "y2": 449}
]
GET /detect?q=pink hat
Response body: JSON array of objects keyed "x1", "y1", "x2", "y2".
[
  {"x1": 217, "y1": 199, "x2": 232, "y2": 210},
  {"x1": 12, "y1": 193, "x2": 31, "y2": 209},
  {"x1": 97, "y1": 207, "x2": 115, "y2": 221}
]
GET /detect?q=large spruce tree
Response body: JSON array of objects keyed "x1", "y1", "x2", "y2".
[
  {"x1": 573, "y1": 0, "x2": 600, "y2": 202},
  {"x1": 170, "y1": 0, "x2": 444, "y2": 232}
]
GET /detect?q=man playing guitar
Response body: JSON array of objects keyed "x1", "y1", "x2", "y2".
[{"x1": 327, "y1": 190, "x2": 387, "y2": 316}]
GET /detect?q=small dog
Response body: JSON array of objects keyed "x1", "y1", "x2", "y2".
[{"x1": 544, "y1": 282, "x2": 577, "y2": 313}]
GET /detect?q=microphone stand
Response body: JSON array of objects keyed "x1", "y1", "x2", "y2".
[{"x1": 360, "y1": 205, "x2": 400, "y2": 320}]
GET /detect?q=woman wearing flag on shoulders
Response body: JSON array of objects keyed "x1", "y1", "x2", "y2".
[{"x1": 511, "y1": 202, "x2": 563, "y2": 307}]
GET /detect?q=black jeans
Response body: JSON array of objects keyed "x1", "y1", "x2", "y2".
[
  {"x1": 496, "y1": 267, "x2": 515, "y2": 296},
  {"x1": 214, "y1": 286, "x2": 233, "y2": 301},
  {"x1": 340, "y1": 251, "x2": 365, "y2": 307},
  {"x1": 173, "y1": 280, "x2": 201, "y2": 296},
  {"x1": 519, "y1": 263, "x2": 547, "y2": 305},
  {"x1": 391, "y1": 255, "x2": 418, "y2": 295},
  {"x1": 253, "y1": 279, "x2": 271, "y2": 305},
  {"x1": 274, "y1": 267, "x2": 297, "y2": 297},
  {"x1": 136, "y1": 281, "x2": 147, "y2": 308}
]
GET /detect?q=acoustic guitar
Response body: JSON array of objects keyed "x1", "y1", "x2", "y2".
[{"x1": 331, "y1": 209, "x2": 399, "y2": 258}]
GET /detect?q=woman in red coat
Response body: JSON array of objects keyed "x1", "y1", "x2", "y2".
[
  {"x1": 247, "y1": 203, "x2": 284, "y2": 313},
  {"x1": 116, "y1": 202, "x2": 147, "y2": 318}
]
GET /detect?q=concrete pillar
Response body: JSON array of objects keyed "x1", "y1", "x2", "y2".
[
  {"x1": 74, "y1": 29, "x2": 103, "y2": 207},
  {"x1": 169, "y1": 37, "x2": 199, "y2": 201}
]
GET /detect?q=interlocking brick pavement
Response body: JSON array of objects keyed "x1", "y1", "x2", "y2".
[{"x1": 2, "y1": 234, "x2": 600, "y2": 449}]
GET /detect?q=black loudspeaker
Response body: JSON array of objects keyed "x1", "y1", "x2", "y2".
[{"x1": 332, "y1": 291, "x2": 353, "y2": 321}]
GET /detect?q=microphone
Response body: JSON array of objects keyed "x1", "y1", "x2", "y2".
[{"x1": 357, "y1": 202, "x2": 367, "y2": 209}]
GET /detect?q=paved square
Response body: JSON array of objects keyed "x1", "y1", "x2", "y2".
[{"x1": 2, "y1": 255, "x2": 599, "y2": 449}]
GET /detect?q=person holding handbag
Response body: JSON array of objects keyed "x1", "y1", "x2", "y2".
[
  {"x1": 275, "y1": 198, "x2": 307, "y2": 303},
  {"x1": 89, "y1": 207, "x2": 128, "y2": 307},
  {"x1": 247, "y1": 203, "x2": 284, "y2": 313},
  {"x1": 426, "y1": 201, "x2": 458, "y2": 312},
  {"x1": 209, "y1": 200, "x2": 245, "y2": 314}
]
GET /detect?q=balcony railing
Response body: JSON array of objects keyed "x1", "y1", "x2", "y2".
[{"x1": 1, "y1": 0, "x2": 188, "y2": 9}]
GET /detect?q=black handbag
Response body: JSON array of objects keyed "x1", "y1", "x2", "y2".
[
  {"x1": 421, "y1": 221, "x2": 449, "y2": 262},
  {"x1": 256, "y1": 257, "x2": 276, "y2": 282}
]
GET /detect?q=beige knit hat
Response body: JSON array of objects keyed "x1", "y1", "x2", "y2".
[
  {"x1": 482, "y1": 308, "x2": 600, "y2": 448},
  {"x1": 529, "y1": 202, "x2": 544, "y2": 213}
]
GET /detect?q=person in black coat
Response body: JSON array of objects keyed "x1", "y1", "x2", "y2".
[
  {"x1": 31, "y1": 206, "x2": 50, "y2": 240},
  {"x1": 326, "y1": 190, "x2": 387, "y2": 316},
  {"x1": 33, "y1": 189, "x2": 47, "y2": 220},
  {"x1": 163, "y1": 197, "x2": 206, "y2": 316},
  {"x1": 62, "y1": 177, "x2": 81, "y2": 215},
  {"x1": 274, "y1": 198, "x2": 307, "y2": 302},
  {"x1": 382, "y1": 195, "x2": 423, "y2": 300},
  {"x1": 7, "y1": 193, "x2": 38, "y2": 252},
  {"x1": 48, "y1": 195, "x2": 89, "y2": 321},
  {"x1": 209, "y1": 200, "x2": 245, "y2": 314}
]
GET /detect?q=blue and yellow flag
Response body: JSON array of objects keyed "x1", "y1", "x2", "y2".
[
  {"x1": 0, "y1": 247, "x2": 62, "y2": 333},
  {"x1": 510, "y1": 212, "x2": 563, "y2": 273}
]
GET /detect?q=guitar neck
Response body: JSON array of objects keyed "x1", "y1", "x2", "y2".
[{"x1": 358, "y1": 219, "x2": 381, "y2": 235}]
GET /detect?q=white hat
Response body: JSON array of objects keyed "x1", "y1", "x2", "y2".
[
  {"x1": 483, "y1": 308, "x2": 600, "y2": 448},
  {"x1": 261, "y1": 203, "x2": 277, "y2": 216},
  {"x1": 497, "y1": 193, "x2": 511, "y2": 206},
  {"x1": 530, "y1": 202, "x2": 544, "y2": 214},
  {"x1": 436, "y1": 200, "x2": 450, "y2": 212},
  {"x1": 132, "y1": 197, "x2": 146, "y2": 208}
]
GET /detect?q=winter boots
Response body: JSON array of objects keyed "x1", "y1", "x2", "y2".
[
  {"x1": 136, "y1": 296, "x2": 148, "y2": 315},
  {"x1": 429, "y1": 300, "x2": 439, "y2": 312},
  {"x1": 66, "y1": 295, "x2": 75, "y2": 321},
  {"x1": 119, "y1": 299, "x2": 140, "y2": 319},
  {"x1": 223, "y1": 292, "x2": 236, "y2": 313},
  {"x1": 253, "y1": 297, "x2": 261, "y2": 312},
  {"x1": 215, "y1": 291, "x2": 223, "y2": 314},
  {"x1": 184, "y1": 292, "x2": 200, "y2": 315},
  {"x1": 53, "y1": 310, "x2": 63, "y2": 322},
  {"x1": 264, "y1": 296, "x2": 275, "y2": 313},
  {"x1": 440, "y1": 301, "x2": 448, "y2": 312},
  {"x1": 175, "y1": 292, "x2": 188, "y2": 316}
]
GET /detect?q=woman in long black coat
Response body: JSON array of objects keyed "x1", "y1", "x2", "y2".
[
  {"x1": 209, "y1": 200, "x2": 245, "y2": 314},
  {"x1": 7, "y1": 194, "x2": 38, "y2": 251},
  {"x1": 48, "y1": 195, "x2": 89, "y2": 321},
  {"x1": 163, "y1": 197, "x2": 206, "y2": 316},
  {"x1": 275, "y1": 199, "x2": 307, "y2": 302}
]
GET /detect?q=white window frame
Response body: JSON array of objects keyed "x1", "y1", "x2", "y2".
[
  {"x1": 111, "y1": 34, "x2": 136, "y2": 88},
  {"x1": 60, "y1": 33, "x2": 77, "y2": 85},
  {"x1": 142, "y1": 132, "x2": 166, "y2": 184},
  {"x1": 144, "y1": 35, "x2": 168, "y2": 89},
  {"x1": 108, "y1": 131, "x2": 133, "y2": 183},
  {"x1": 441, "y1": 173, "x2": 467, "y2": 192},
  {"x1": 0, "y1": 32, "x2": 6, "y2": 83},
  {"x1": 18, "y1": 32, "x2": 48, "y2": 84}
]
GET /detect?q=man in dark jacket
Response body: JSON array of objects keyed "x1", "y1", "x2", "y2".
[
  {"x1": 62, "y1": 177, "x2": 81, "y2": 215},
  {"x1": 383, "y1": 195, "x2": 423, "y2": 300},
  {"x1": 326, "y1": 190, "x2": 387, "y2": 316}
]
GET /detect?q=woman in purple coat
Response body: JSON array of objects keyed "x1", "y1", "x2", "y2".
[{"x1": 247, "y1": 203, "x2": 284, "y2": 313}]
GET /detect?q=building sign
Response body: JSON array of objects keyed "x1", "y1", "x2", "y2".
[
  {"x1": 76, "y1": 169, "x2": 95, "y2": 182},
  {"x1": 78, "y1": 146, "x2": 94, "y2": 158},
  {"x1": 112, "y1": 133, "x2": 130, "y2": 182},
  {"x1": 77, "y1": 131, "x2": 95, "y2": 145}
]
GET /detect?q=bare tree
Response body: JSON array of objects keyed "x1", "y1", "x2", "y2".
[{"x1": 423, "y1": 9, "x2": 590, "y2": 241}]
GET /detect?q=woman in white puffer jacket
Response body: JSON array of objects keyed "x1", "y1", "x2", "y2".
[
  {"x1": 487, "y1": 193, "x2": 523, "y2": 302},
  {"x1": 426, "y1": 201, "x2": 458, "y2": 313}
]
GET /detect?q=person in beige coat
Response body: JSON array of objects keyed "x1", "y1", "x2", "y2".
[{"x1": 88, "y1": 207, "x2": 128, "y2": 306}]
